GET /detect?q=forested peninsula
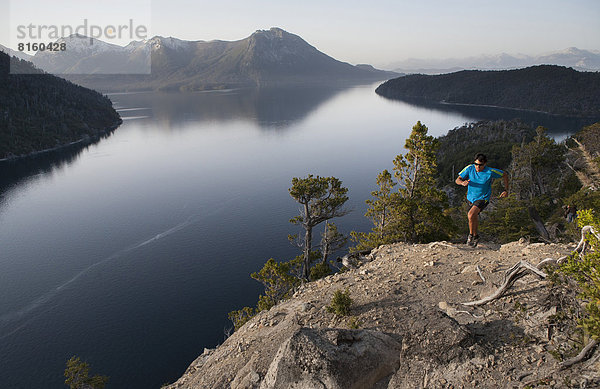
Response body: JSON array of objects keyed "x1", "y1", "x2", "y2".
[
  {"x1": 375, "y1": 65, "x2": 600, "y2": 117},
  {"x1": 0, "y1": 52, "x2": 121, "y2": 160}
]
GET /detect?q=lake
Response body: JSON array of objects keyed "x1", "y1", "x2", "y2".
[{"x1": 0, "y1": 83, "x2": 596, "y2": 388}]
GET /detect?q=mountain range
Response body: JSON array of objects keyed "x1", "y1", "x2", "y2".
[
  {"x1": 30, "y1": 34, "x2": 151, "y2": 75},
  {"x1": 387, "y1": 47, "x2": 600, "y2": 74},
  {"x1": 3, "y1": 28, "x2": 398, "y2": 92},
  {"x1": 3, "y1": 32, "x2": 597, "y2": 91}
]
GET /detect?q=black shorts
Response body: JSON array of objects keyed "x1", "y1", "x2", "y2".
[{"x1": 468, "y1": 199, "x2": 489, "y2": 211}]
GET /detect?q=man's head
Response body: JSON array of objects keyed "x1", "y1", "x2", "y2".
[{"x1": 474, "y1": 153, "x2": 487, "y2": 172}]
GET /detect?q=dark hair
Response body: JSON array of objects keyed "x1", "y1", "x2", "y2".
[{"x1": 474, "y1": 153, "x2": 487, "y2": 163}]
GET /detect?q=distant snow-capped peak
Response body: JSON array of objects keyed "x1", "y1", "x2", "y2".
[
  {"x1": 53, "y1": 34, "x2": 123, "y2": 54},
  {"x1": 388, "y1": 47, "x2": 600, "y2": 73}
]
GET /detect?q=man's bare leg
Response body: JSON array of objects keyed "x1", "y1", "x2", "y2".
[{"x1": 468, "y1": 205, "x2": 481, "y2": 236}]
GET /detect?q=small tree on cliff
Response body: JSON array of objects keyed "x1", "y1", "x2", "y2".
[
  {"x1": 64, "y1": 356, "x2": 108, "y2": 389},
  {"x1": 228, "y1": 255, "x2": 303, "y2": 331},
  {"x1": 484, "y1": 126, "x2": 566, "y2": 241},
  {"x1": 251, "y1": 257, "x2": 302, "y2": 311},
  {"x1": 392, "y1": 121, "x2": 453, "y2": 242},
  {"x1": 289, "y1": 175, "x2": 349, "y2": 280},
  {"x1": 559, "y1": 210, "x2": 600, "y2": 342},
  {"x1": 351, "y1": 169, "x2": 399, "y2": 250}
]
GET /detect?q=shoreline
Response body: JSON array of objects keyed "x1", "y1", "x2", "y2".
[
  {"x1": 388, "y1": 95, "x2": 599, "y2": 119},
  {"x1": 375, "y1": 90, "x2": 600, "y2": 120},
  {"x1": 438, "y1": 100, "x2": 555, "y2": 115},
  {"x1": 0, "y1": 120, "x2": 122, "y2": 163}
]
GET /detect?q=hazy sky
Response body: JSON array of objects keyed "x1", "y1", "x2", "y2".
[{"x1": 2, "y1": 0, "x2": 599, "y2": 67}]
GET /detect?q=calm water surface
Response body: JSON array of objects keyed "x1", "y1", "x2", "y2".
[{"x1": 0, "y1": 84, "x2": 595, "y2": 388}]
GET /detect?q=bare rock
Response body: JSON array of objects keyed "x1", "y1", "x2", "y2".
[
  {"x1": 231, "y1": 355, "x2": 261, "y2": 389},
  {"x1": 164, "y1": 240, "x2": 590, "y2": 389},
  {"x1": 259, "y1": 328, "x2": 401, "y2": 389}
]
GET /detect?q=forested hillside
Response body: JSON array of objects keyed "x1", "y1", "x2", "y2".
[
  {"x1": 376, "y1": 65, "x2": 600, "y2": 117},
  {"x1": 435, "y1": 120, "x2": 536, "y2": 186},
  {"x1": 0, "y1": 52, "x2": 121, "y2": 159}
]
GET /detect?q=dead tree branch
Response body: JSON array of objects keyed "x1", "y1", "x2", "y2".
[
  {"x1": 560, "y1": 339, "x2": 599, "y2": 370},
  {"x1": 463, "y1": 225, "x2": 597, "y2": 307},
  {"x1": 462, "y1": 260, "x2": 546, "y2": 306},
  {"x1": 460, "y1": 226, "x2": 600, "y2": 369},
  {"x1": 575, "y1": 225, "x2": 599, "y2": 254},
  {"x1": 476, "y1": 265, "x2": 486, "y2": 284}
]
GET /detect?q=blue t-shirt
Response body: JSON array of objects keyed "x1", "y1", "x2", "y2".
[{"x1": 458, "y1": 165, "x2": 504, "y2": 202}]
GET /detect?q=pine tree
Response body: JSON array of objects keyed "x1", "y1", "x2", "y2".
[
  {"x1": 510, "y1": 126, "x2": 565, "y2": 201},
  {"x1": 351, "y1": 169, "x2": 400, "y2": 250},
  {"x1": 392, "y1": 121, "x2": 452, "y2": 243},
  {"x1": 228, "y1": 255, "x2": 303, "y2": 331},
  {"x1": 289, "y1": 175, "x2": 349, "y2": 279},
  {"x1": 487, "y1": 126, "x2": 567, "y2": 241},
  {"x1": 353, "y1": 122, "x2": 453, "y2": 248},
  {"x1": 251, "y1": 257, "x2": 302, "y2": 311},
  {"x1": 559, "y1": 210, "x2": 600, "y2": 341}
]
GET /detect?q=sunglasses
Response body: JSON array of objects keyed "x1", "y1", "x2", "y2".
[{"x1": 474, "y1": 162, "x2": 485, "y2": 166}]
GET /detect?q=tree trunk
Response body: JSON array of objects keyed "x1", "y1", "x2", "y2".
[
  {"x1": 408, "y1": 207, "x2": 417, "y2": 242},
  {"x1": 536, "y1": 171, "x2": 546, "y2": 195},
  {"x1": 409, "y1": 156, "x2": 420, "y2": 198},
  {"x1": 528, "y1": 206, "x2": 550, "y2": 241},
  {"x1": 303, "y1": 224, "x2": 312, "y2": 280},
  {"x1": 379, "y1": 206, "x2": 386, "y2": 238},
  {"x1": 321, "y1": 223, "x2": 329, "y2": 264},
  {"x1": 321, "y1": 245, "x2": 329, "y2": 264}
]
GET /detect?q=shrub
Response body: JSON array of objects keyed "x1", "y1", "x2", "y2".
[
  {"x1": 251, "y1": 257, "x2": 301, "y2": 311},
  {"x1": 310, "y1": 262, "x2": 332, "y2": 281},
  {"x1": 326, "y1": 288, "x2": 353, "y2": 316},
  {"x1": 347, "y1": 316, "x2": 362, "y2": 329},
  {"x1": 480, "y1": 194, "x2": 534, "y2": 243},
  {"x1": 228, "y1": 256, "x2": 301, "y2": 331},
  {"x1": 558, "y1": 209, "x2": 600, "y2": 341},
  {"x1": 64, "y1": 356, "x2": 108, "y2": 389},
  {"x1": 227, "y1": 306, "x2": 256, "y2": 332}
]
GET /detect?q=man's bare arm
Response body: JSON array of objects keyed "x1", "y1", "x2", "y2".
[
  {"x1": 456, "y1": 176, "x2": 469, "y2": 187},
  {"x1": 500, "y1": 172, "x2": 509, "y2": 197}
]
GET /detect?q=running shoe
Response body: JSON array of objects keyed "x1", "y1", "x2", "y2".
[{"x1": 466, "y1": 234, "x2": 474, "y2": 246}]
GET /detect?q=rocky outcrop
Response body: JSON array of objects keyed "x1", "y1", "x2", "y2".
[
  {"x1": 165, "y1": 241, "x2": 600, "y2": 389},
  {"x1": 260, "y1": 328, "x2": 401, "y2": 389}
]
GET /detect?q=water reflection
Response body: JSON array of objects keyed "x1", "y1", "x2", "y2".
[
  {"x1": 110, "y1": 86, "x2": 349, "y2": 130},
  {"x1": 0, "y1": 132, "x2": 114, "y2": 197},
  {"x1": 0, "y1": 86, "x2": 349, "y2": 197},
  {"x1": 379, "y1": 96, "x2": 600, "y2": 138}
]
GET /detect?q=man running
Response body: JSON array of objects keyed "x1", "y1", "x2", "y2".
[{"x1": 455, "y1": 153, "x2": 509, "y2": 247}]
